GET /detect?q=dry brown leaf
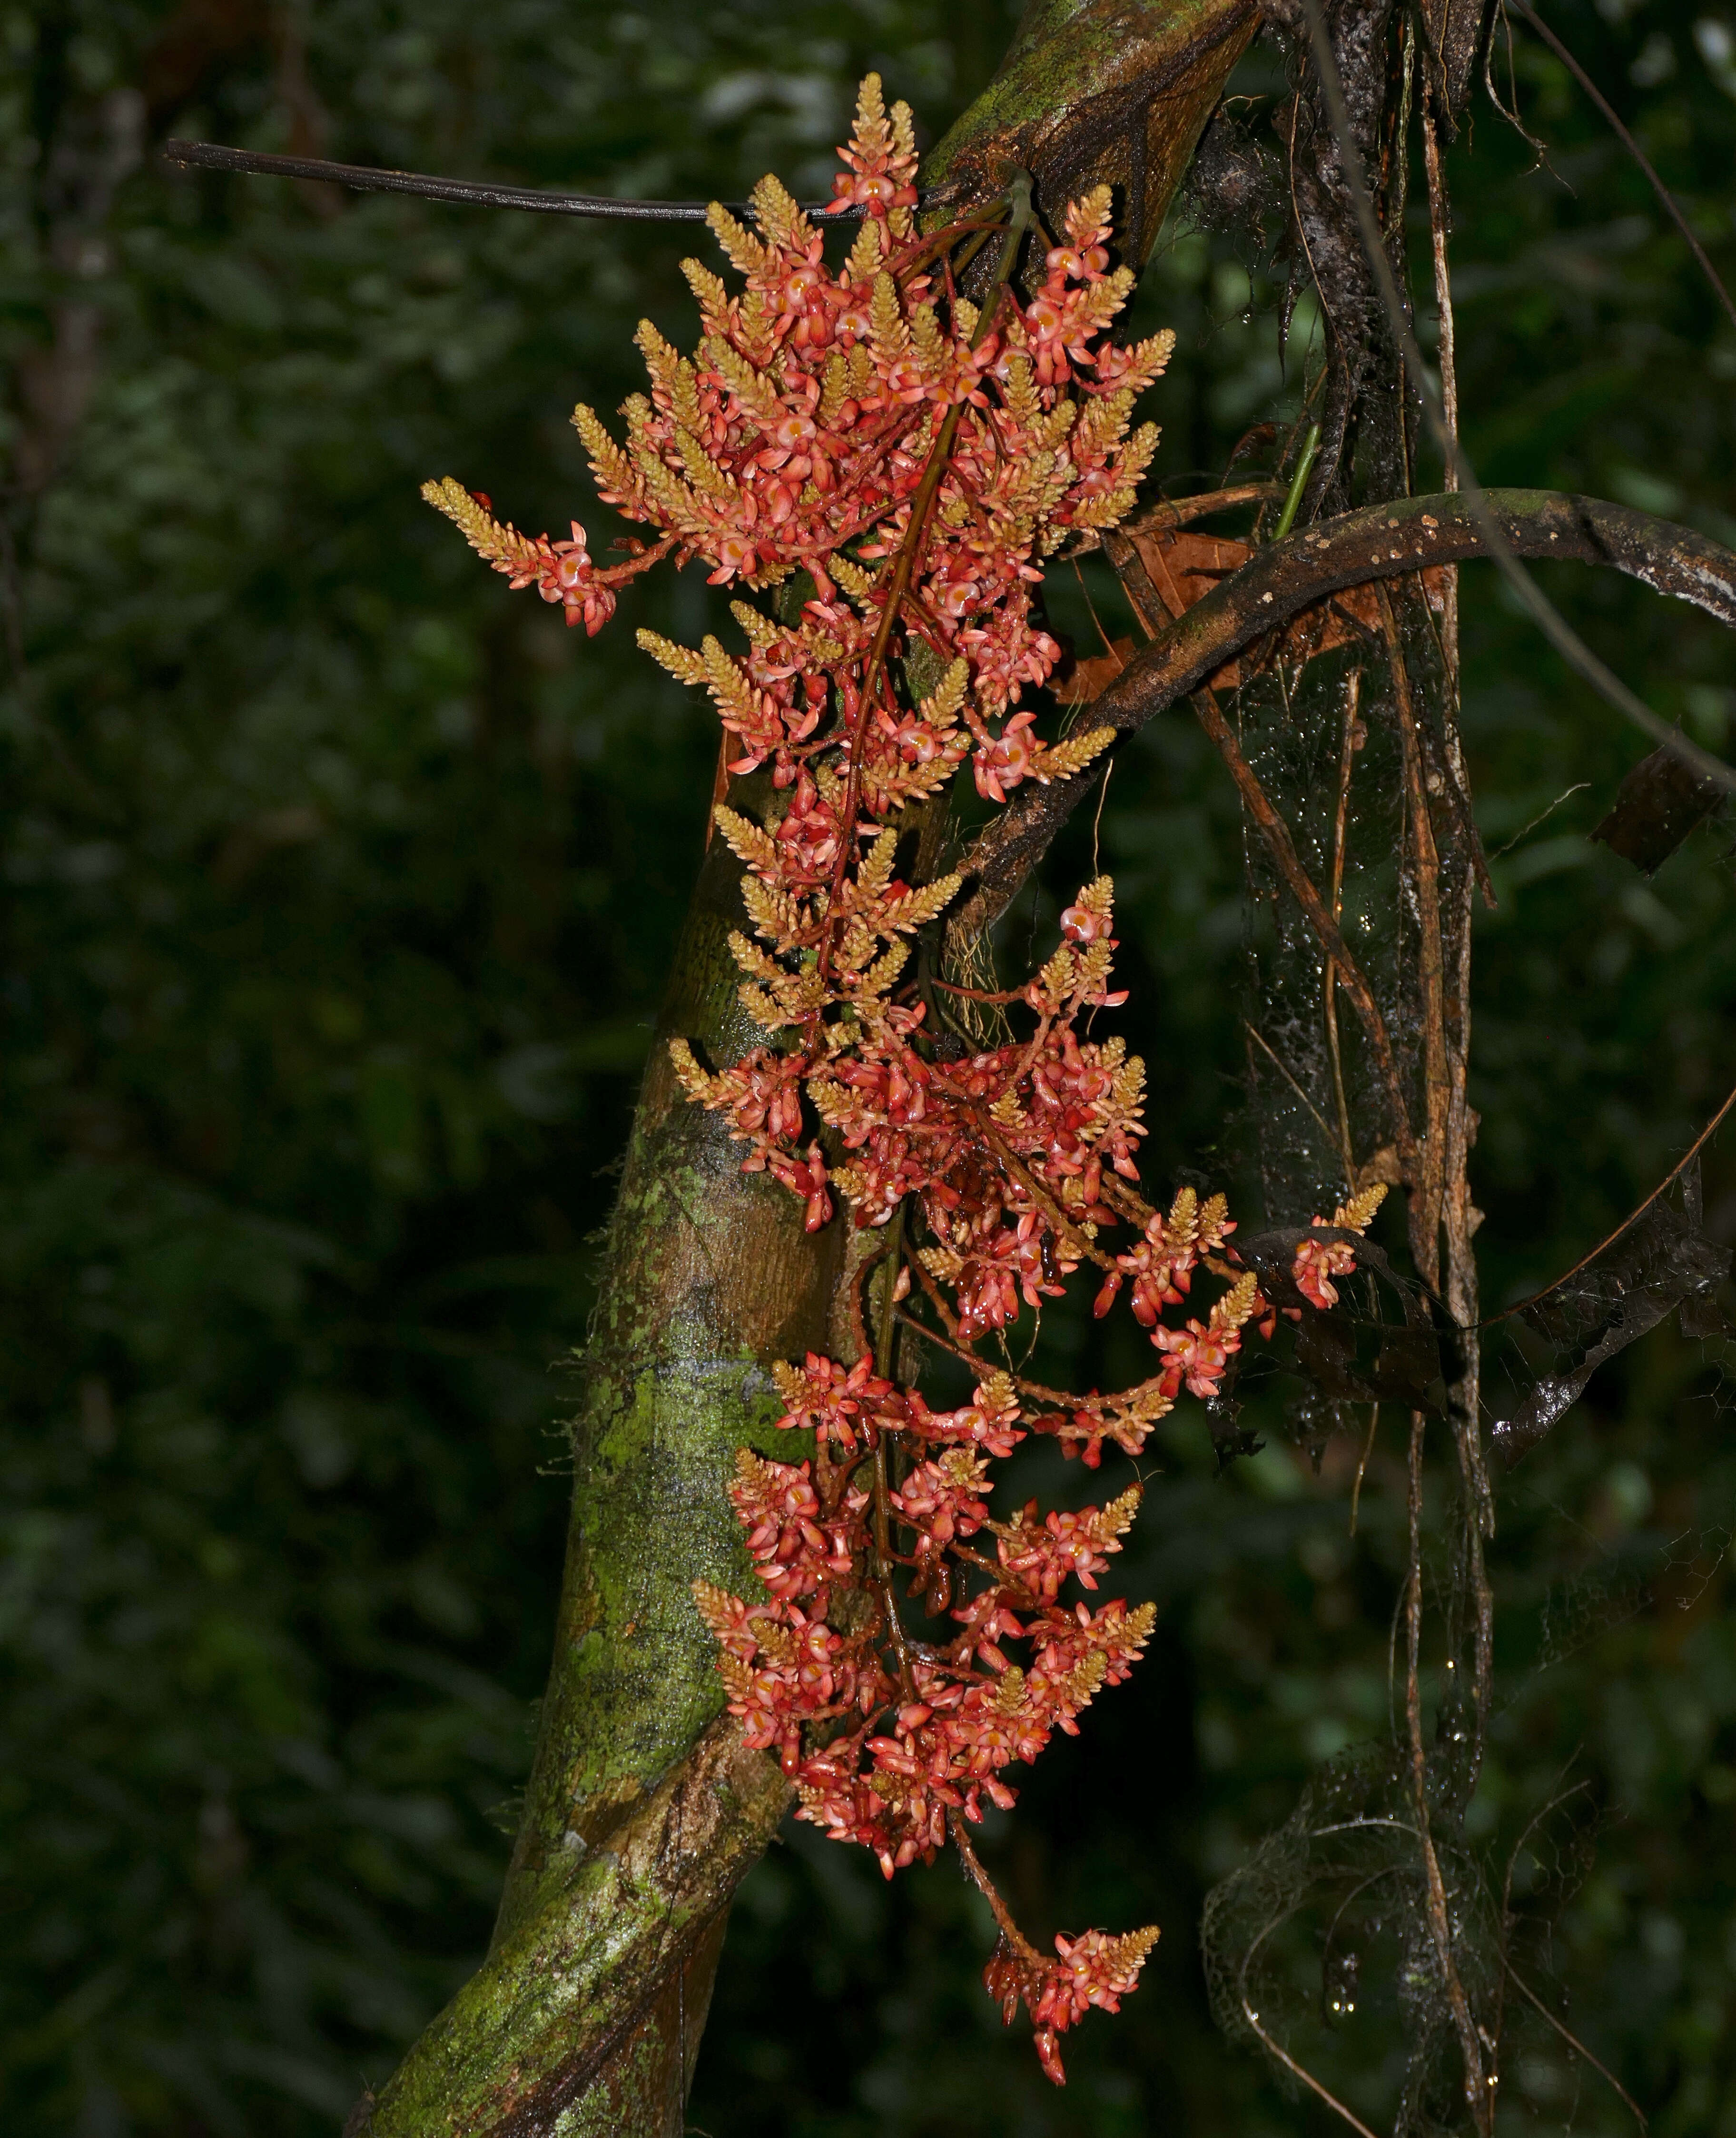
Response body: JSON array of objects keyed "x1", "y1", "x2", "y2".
[
  {"x1": 1127, "y1": 526, "x2": 1450, "y2": 691},
  {"x1": 1053, "y1": 635, "x2": 1136, "y2": 705}
]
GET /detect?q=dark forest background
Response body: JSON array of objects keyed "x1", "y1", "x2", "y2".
[{"x1": 4, "y1": 2, "x2": 1735, "y2": 2133}]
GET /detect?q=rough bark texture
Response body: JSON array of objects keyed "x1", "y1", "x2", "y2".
[{"x1": 923, "y1": 0, "x2": 1261, "y2": 262}]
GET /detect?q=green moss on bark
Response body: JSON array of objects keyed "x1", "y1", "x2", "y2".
[
  {"x1": 365, "y1": 796, "x2": 830, "y2": 2135},
  {"x1": 924, "y1": 0, "x2": 1258, "y2": 265}
]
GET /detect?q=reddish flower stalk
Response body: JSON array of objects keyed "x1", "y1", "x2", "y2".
[{"x1": 424, "y1": 75, "x2": 1383, "y2": 2084}]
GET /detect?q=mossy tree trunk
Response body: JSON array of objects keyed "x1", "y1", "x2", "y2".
[{"x1": 356, "y1": 794, "x2": 834, "y2": 2137}]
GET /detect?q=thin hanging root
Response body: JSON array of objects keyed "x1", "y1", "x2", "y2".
[
  {"x1": 1421, "y1": 105, "x2": 1460, "y2": 689},
  {"x1": 1298, "y1": 0, "x2": 1736, "y2": 795},
  {"x1": 1406, "y1": 1404, "x2": 1495, "y2": 2134},
  {"x1": 1324, "y1": 670, "x2": 1361, "y2": 1183},
  {"x1": 1378, "y1": 586, "x2": 1449, "y2": 1276},
  {"x1": 1500, "y1": 1957, "x2": 1650, "y2": 2133},
  {"x1": 1348, "y1": 1403, "x2": 1378, "y2": 1536},
  {"x1": 1191, "y1": 686, "x2": 1418, "y2": 1176}
]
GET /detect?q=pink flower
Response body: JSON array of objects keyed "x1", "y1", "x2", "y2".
[
  {"x1": 1292, "y1": 1226, "x2": 1359, "y2": 1309},
  {"x1": 974, "y1": 712, "x2": 1038, "y2": 802},
  {"x1": 1150, "y1": 1317, "x2": 1236, "y2": 1399},
  {"x1": 439, "y1": 74, "x2": 1268, "y2": 2091}
]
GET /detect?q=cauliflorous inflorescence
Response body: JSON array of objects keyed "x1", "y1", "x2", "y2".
[{"x1": 424, "y1": 76, "x2": 1383, "y2": 2084}]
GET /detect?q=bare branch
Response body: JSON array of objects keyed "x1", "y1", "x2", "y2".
[
  {"x1": 947, "y1": 487, "x2": 1736, "y2": 947},
  {"x1": 1296, "y1": 0, "x2": 1736, "y2": 792},
  {"x1": 162, "y1": 137, "x2": 876, "y2": 222},
  {"x1": 1511, "y1": 1, "x2": 1736, "y2": 337}
]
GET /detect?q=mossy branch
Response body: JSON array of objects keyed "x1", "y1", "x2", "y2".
[
  {"x1": 923, "y1": 0, "x2": 1260, "y2": 262},
  {"x1": 363, "y1": 1721, "x2": 789, "y2": 2137}
]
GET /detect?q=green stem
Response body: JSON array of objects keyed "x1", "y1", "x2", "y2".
[{"x1": 1272, "y1": 423, "x2": 1322, "y2": 541}]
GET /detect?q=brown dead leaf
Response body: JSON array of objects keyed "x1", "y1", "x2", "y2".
[
  {"x1": 1126, "y1": 526, "x2": 1450, "y2": 691},
  {"x1": 1591, "y1": 742, "x2": 1725, "y2": 876},
  {"x1": 1352, "y1": 1143, "x2": 1406, "y2": 1192},
  {"x1": 1053, "y1": 635, "x2": 1135, "y2": 706}
]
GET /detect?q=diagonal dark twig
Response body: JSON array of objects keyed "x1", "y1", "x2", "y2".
[
  {"x1": 162, "y1": 138, "x2": 887, "y2": 222},
  {"x1": 1236, "y1": 1916, "x2": 1384, "y2": 2138},
  {"x1": 1243, "y1": 1018, "x2": 1344, "y2": 1155},
  {"x1": 1489, "y1": 780, "x2": 1589, "y2": 856},
  {"x1": 1297, "y1": 0, "x2": 1736, "y2": 795},
  {"x1": 1510, "y1": 0, "x2": 1736, "y2": 337}
]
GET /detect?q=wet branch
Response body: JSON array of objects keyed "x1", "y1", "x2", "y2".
[
  {"x1": 163, "y1": 137, "x2": 876, "y2": 222},
  {"x1": 947, "y1": 486, "x2": 1736, "y2": 951}
]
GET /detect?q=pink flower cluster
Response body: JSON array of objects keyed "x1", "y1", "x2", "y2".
[
  {"x1": 985, "y1": 1923, "x2": 1162, "y2": 2084},
  {"x1": 675, "y1": 872, "x2": 1148, "y2": 1339},
  {"x1": 432, "y1": 75, "x2": 1171, "y2": 803},
  {"x1": 1291, "y1": 1193, "x2": 1384, "y2": 1308},
  {"x1": 426, "y1": 73, "x2": 1387, "y2": 2087},
  {"x1": 415, "y1": 488, "x2": 651, "y2": 636},
  {"x1": 697, "y1": 1363, "x2": 1153, "y2": 1889}
]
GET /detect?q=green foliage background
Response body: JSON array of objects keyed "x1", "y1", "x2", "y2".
[{"x1": 2, "y1": 2, "x2": 1734, "y2": 2133}]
